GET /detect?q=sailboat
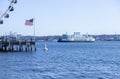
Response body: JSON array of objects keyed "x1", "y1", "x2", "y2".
[{"x1": 43, "y1": 43, "x2": 48, "y2": 51}]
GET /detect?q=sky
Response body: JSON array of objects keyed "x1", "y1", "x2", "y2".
[{"x1": 0, "y1": 0, "x2": 120, "y2": 36}]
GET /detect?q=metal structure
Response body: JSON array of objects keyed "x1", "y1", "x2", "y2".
[{"x1": 0, "y1": 0, "x2": 17, "y2": 24}]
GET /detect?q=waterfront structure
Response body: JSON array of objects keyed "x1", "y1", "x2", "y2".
[
  {"x1": 0, "y1": 34, "x2": 36, "y2": 52},
  {"x1": 58, "y1": 32, "x2": 95, "y2": 42}
]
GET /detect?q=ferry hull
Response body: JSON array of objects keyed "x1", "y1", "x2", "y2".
[
  {"x1": 58, "y1": 39, "x2": 95, "y2": 42},
  {"x1": 58, "y1": 40, "x2": 95, "y2": 42}
]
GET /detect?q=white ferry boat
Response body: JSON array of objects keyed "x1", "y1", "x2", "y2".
[{"x1": 58, "y1": 32, "x2": 95, "y2": 42}]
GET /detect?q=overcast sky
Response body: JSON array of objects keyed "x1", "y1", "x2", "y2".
[{"x1": 0, "y1": 0, "x2": 120, "y2": 36}]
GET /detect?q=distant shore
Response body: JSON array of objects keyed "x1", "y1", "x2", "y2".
[
  {"x1": 23, "y1": 34, "x2": 120, "y2": 41},
  {"x1": 1, "y1": 34, "x2": 120, "y2": 42}
]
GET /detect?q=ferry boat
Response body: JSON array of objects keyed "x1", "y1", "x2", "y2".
[{"x1": 58, "y1": 32, "x2": 95, "y2": 42}]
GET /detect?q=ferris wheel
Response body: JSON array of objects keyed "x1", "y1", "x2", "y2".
[{"x1": 0, "y1": 0, "x2": 17, "y2": 24}]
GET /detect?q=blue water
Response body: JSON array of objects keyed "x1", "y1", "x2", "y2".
[{"x1": 0, "y1": 41, "x2": 120, "y2": 79}]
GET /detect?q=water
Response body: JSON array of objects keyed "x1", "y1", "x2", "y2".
[{"x1": 0, "y1": 41, "x2": 120, "y2": 79}]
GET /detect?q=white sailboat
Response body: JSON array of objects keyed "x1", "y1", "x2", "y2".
[{"x1": 43, "y1": 43, "x2": 48, "y2": 51}]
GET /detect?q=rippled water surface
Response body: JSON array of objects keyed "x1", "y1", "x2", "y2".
[{"x1": 0, "y1": 41, "x2": 120, "y2": 79}]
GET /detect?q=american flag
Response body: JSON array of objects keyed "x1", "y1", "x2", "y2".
[{"x1": 25, "y1": 19, "x2": 34, "y2": 26}]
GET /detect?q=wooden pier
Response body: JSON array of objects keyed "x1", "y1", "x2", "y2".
[{"x1": 0, "y1": 39, "x2": 36, "y2": 52}]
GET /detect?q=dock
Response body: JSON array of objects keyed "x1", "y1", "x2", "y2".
[{"x1": 0, "y1": 37, "x2": 36, "y2": 52}]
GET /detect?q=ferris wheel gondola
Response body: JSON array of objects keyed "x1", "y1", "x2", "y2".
[{"x1": 0, "y1": 0, "x2": 17, "y2": 24}]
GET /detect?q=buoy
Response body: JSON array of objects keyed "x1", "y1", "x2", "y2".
[{"x1": 43, "y1": 43, "x2": 48, "y2": 51}]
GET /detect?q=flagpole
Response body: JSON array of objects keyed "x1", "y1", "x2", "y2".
[
  {"x1": 33, "y1": 18, "x2": 36, "y2": 51},
  {"x1": 33, "y1": 18, "x2": 35, "y2": 40}
]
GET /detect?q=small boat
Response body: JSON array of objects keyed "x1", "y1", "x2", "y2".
[{"x1": 43, "y1": 43, "x2": 48, "y2": 51}]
